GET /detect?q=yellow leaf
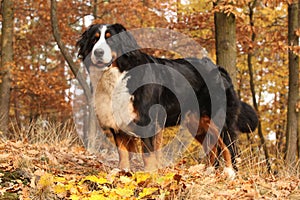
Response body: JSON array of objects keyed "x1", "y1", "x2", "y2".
[
  {"x1": 70, "y1": 194, "x2": 80, "y2": 200},
  {"x1": 138, "y1": 187, "x2": 158, "y2": 199},
  {"x1": 119, "y1": 175, "x2": 132, "y2": 184},
  {"x1": 65, "y1": 180, "x2": 76, "y2": 190},
  {"x1": 53, "y1": 183, "x2": 66, "y2": 194},
  {"x1": 53, "y1": 176, "x2": 66, "y2": 183},
  {"x1": 88, "y1": 191, "x2": 108, "y2": 200},
  {"x1": 83, "y1": 175, "x2": 109, "y2": 184},
  {"x1": 156, "y1": 173, "x2": 175, "y2": 188},
  {"x1": 114, "y1": 188, "x2": 134, "y2": 198},
  {"x1": 37, "y1": 173, "x2": 53, "y2": 189},
  {"x1": 134, "y1": 172, "x2": 151, "y2": 184}
]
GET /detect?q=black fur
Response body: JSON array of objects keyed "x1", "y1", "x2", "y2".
[
  {"x1": 237, "y1": 101, "x2": 259, "y2": 133},
  {"x1": 77, "y1": 23, "x2": 258, "y2": 169}
]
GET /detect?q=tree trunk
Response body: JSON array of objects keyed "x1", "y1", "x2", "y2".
[
  {"x1": 213, "y1": 2, "x2": 237, "y2": 87},
  {"x1": 285, "y1": 1, "x2": 299, "y2": 171},
  {"x1": 50, "y1": 0, "x2": 97, "y2": 148},
  {"x1": 297, "y1": 0, "x2": 300, "y2": 166},
  {"x1": 247, "y1": 0, "x2": 272, "y2": 173},
  {"x1": 0, "y1": 0, "x2": 14, "y2": 135}
]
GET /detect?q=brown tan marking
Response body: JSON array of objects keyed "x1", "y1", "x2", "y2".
[{"x1": 184, "y1": 112, "x2": 233, "y2": 170}]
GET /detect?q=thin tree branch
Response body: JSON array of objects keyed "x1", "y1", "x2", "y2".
[
  {"x1": 247, "y1": 0, "x2": 272, "y2": 174},
  {"x1": 50, "y1": 0, "x2": 98, "y2": 148},
  {"x1": 50, "y1": 0, "x2": 91, "y2": 101}
]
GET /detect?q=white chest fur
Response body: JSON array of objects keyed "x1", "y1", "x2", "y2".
[{"x1": 93, "y1": 67, "x2": 137, "y2": 132}]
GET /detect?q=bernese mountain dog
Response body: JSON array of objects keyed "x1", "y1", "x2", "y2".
[{"x1": 76, "y1": 23, "x2": 258, "y2": 179}]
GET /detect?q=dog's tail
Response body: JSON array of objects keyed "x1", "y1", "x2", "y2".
[{"x1": 237, "y1": 101, "x2": 259, "y2": 133}]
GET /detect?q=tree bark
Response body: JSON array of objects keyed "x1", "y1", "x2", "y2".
[
  {"x1": 0, "y1": 0, "x2": 14, "y2": 135},
  {"x1": 50, "y1": 0, "x2": 97, "y2": 148},
  {"x1": 285, "y1": 1, "x2": 299, "y2": 171},
  {"x1": 214, "y1": 2, "x2": 237, "y2": 87},
  {"x1": 297, "y1": 0, "x2": 300, "y2": 166}
]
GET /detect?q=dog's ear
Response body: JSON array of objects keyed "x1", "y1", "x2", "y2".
[
  {"x1": 76, "y1": 24, "x2": 99, "y2": 60},
  {"x1": 77, "y1": 25, "x2": 92, "y2": 59},
  {"x1": 76, "y1": 29, "x2": 88, "y2": 59},
  {"x1": 109, "y1": 24, "x2": 139, "y2": 54},
  {"x1": 112, "y1": 23, "x2": 127, "y2": 32}
]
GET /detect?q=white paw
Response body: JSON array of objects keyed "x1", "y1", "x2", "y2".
[
  {"x1": 223, "y1": 167, "x2": 236, "y2": 180},
  {"x1": 205, "y1": 166, "x2": 215, "y2": 175},
  {"x1": 110, "y1": 168, "x2": 121, "y2": 175}
]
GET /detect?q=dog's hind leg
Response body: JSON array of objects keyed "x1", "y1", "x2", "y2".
[
  {"x1": 185, "y1": 113, "x2": 235, "y2": 179},
  {"x1": 202, "y1": 117, "x2": 235, "y2": 179},
  {"x1": 205, "y1": 124, "x2": 236, "y2": 179}
]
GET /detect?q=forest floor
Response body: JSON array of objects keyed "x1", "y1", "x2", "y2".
[{"x1": 0, "y1": 134, "x2": 300, "y2": 200}]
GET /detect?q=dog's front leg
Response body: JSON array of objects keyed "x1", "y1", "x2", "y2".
[
  {"x1": 141, "y1": 131, "x2": 162, "y2": 171},
  {"x1": 154, "y1": 130, "x2": 163, "y2": 168},
  {"x1": 114, "y1": 132, "x2": 131, "y2": 169}
]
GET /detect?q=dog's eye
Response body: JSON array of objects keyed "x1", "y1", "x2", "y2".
[
  {"x1": 95, "y1": 32, "x2": 100, "y2": 38},
  {"x1": 105, "y1": 32, "x2": 111, "y2": 38},
  {"x1": 92, "y1": 32, "x2": 101, "y2": 44}
]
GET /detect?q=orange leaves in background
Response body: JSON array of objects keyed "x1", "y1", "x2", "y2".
[{"x1": 5, "y1": 0, "x2": 295, "y2": 149}]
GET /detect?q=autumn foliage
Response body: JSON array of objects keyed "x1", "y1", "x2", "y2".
[
  {"x1": 0, "y1": 0, "x2": 294, "y2": 143},
  {"x1": 0, "y1": 0, "x2": 300, "y2": 199}
]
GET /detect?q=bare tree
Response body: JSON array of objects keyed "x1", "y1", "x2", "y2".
[
  {"x1": 247, "y1": 0, "x2": 271, "y2": 173},
  {"x1": 297, "y1": 0, "x2": 300, "y2": 166},
  {"x1": 285, "y1": 1, "x2": 299, "y2": 171},
  {"x1": 50, "y1": 0, "x2": 96, "y2": 147},
  {"x1": 0, "y1": 0, "x2": 14, "y2": 135}
]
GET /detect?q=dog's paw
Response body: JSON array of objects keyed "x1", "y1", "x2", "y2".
[{"x1": 223, "y1": 167, "x2": 236, "y2": 180}]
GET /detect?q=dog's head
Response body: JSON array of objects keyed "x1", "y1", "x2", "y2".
[{"x1": 77, "y1": 23, "x2": 139, "y2": 70}]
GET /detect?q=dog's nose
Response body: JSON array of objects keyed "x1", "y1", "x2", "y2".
[{"x1": 94, "y1": 48, "x2": 104, "y2": 57}]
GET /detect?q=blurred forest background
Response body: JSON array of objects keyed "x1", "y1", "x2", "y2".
[{"x1": 0, "y1": 0, "x2": 299, "y2": 171}]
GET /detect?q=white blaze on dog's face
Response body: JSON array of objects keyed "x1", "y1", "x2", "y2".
[{"x1": 91, "y1": 25, "x2": 113, "y2": 65}]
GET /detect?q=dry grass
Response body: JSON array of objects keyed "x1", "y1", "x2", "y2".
[
  {"x1": 6, "y1": 120, "x2": 296, "y2": 176},
  {"x1": 1, "y1": 121, "x2": 300, "y2": 199},
  {"x1": 7, "y1": 118, "x2": 81, "y2": 147}
]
